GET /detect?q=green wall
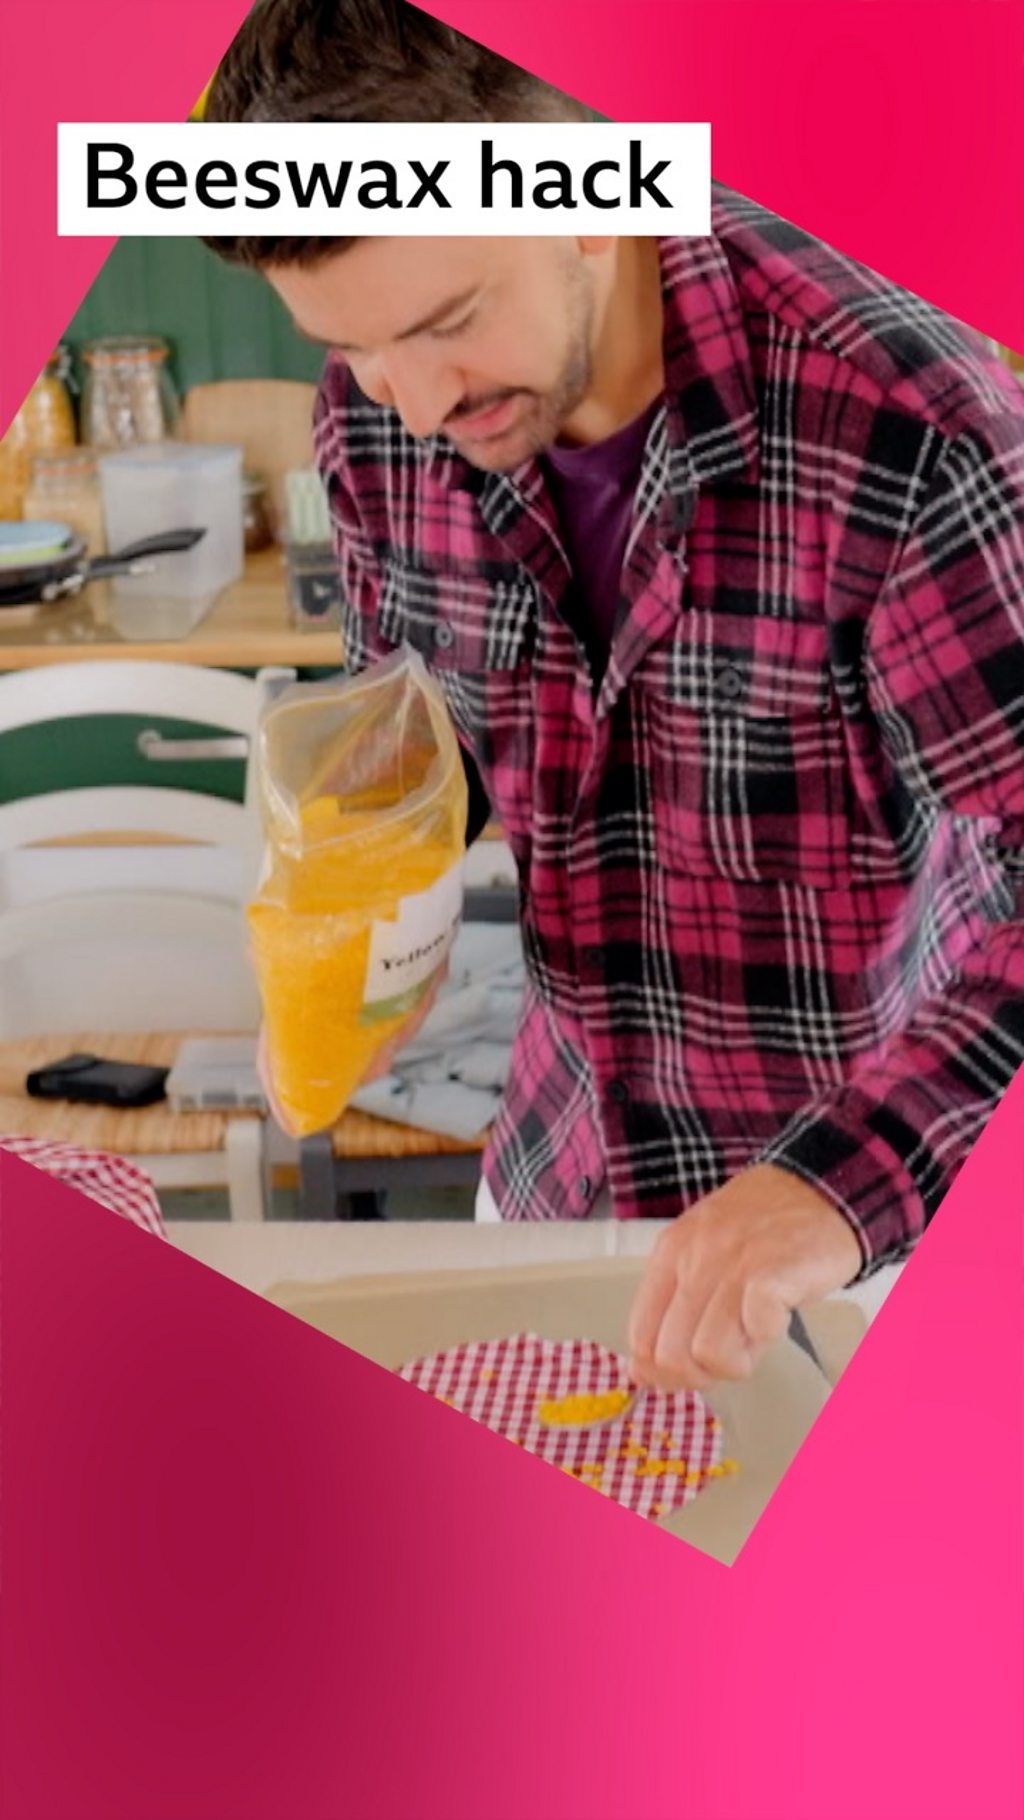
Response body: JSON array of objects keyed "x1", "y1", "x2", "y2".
[{"x1": 63, "y1": 238, "x2": 323, "y2": 394}]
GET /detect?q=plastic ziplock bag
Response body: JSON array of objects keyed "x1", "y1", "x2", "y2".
[{"x1": 248, "y1": 648, "x2": 468, "y2": 1136}]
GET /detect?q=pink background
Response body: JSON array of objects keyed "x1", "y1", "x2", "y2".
[
  {"x1": 1, "y1": 2, "x2": 1023, "y2": 1814},
  {"x1": 2, "y1": 1072, "x2": 1022, "y2": 1818}
]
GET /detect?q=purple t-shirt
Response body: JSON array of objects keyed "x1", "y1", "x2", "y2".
[{"x1": 543, "y1": 397, "x2": 662, "y2": 679}]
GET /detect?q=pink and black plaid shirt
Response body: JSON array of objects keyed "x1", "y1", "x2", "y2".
[{"x1": 314, "y1": 187, "x2": 1024, "y2": 1273}]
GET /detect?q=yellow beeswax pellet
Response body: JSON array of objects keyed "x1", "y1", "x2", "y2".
[
  {"x1": 536, "y1": 1387, "x2": 632, "y2": 1427},
  {"x1": 250, "y1": 802, "x2": 462, "y2": 1137}
]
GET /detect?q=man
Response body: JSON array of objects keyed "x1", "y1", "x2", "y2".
[{"x1": 206, "y1": 0, "x2": 1024, "y2": 1389}]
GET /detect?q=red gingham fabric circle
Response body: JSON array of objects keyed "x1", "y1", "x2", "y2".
[
  {"x1": 0, "y1": 1137, "x2": 166, "y2": 1237},
  {"x1": 400, "y1": 1332, "x2": 724, "y2": 1520}
]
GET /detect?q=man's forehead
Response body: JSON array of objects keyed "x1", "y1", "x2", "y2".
[{"x1": 272, "y1": 236, "x2": 512, "y2": 349}]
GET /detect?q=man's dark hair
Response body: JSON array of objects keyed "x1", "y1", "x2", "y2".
[{"x1": 203, "y1": 0, "x2": 585, "y2": 270}]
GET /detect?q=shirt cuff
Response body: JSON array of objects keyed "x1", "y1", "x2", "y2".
[{"x1": 756, "y1": 1086, "x2": 933, "y2": 1278}]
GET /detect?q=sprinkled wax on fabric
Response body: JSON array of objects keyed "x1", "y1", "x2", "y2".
[
  {"x1": 399, "y1": 1333, "x2": 727, "y2": 1522},
  {"x1": 537, "y1": 1388, "x2": 633, "y2": 1427}
]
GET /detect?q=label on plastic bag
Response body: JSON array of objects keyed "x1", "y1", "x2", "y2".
[{"x1": 360, "y1": 859, "x2": 464, "y2": 1024}]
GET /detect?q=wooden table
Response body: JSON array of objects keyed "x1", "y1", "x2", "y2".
[{"x1": 0, "y1": 547, "x2": 344, "y2": 671}]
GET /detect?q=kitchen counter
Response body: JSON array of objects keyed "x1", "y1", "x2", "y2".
[
  {"x1": 167, "y1": 1217, "x2": 903, "y2": 1328},
  {"x1": 0, "y1": 546, "x2": 344, "y2": 671}
]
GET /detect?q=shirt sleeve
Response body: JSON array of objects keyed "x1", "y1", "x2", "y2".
[{"x1": 759, "y1": 422, "x2": 1024, "y2": 1275}]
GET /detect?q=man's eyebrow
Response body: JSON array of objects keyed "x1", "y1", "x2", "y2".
[
  {"x1": 296, "y1": 286, "x2": 479, "y2": 356},
  {"x1": 393, "y1": 286, "x2": 479, "y2": 342}
]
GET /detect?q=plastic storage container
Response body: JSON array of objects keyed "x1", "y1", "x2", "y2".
[{"x1": 98, "y1": 442, "x2": 243, "y2": 639}]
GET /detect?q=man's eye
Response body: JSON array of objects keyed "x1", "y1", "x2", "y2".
[{"x1": 431, "y1": 312, "x2": 475, "y2": 341}]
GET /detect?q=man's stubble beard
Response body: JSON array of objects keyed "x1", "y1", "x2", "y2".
[{"x1": 450, "y1": 263, "x2": 596, "y2": 473}]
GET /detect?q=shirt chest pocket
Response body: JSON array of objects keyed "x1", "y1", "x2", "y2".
[
  {"x1": 639, "y1": 617, "x2": 851, "y2": 888},
  {"x1": 377, "y1": 556, "x2": 537, "y2": 842}
]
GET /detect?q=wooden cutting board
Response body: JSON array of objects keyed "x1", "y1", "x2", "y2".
[{"x1": 180, "y1": 380, "x2": 318, "y2": 536}]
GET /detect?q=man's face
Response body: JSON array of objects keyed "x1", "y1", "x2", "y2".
[{"x1": 266, "y1": 236, "x2": 613, "y2": 470}]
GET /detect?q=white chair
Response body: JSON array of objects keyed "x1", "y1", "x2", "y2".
[{"x1": 0, "y1": 660, "x2": 294, "y2": 1220}]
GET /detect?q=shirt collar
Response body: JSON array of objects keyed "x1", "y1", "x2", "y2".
[{"x1": 656, "y1": 230, "x2": 760, "y2": 497}]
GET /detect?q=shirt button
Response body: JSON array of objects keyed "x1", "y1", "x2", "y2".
[
  {"x1": 607, "y1": 1078, "x2": 630, "y2": 1106},
  {"x1": 583, "y1": 945, "x2": 605, "y2": 969},
  {"x1": 672, "y1": 494, "x2": 696, "y2": 534},
  {"x1": 716, "y1": 664, "x2": 745, "y2": 701},
  {"x1": 433, "y1": 621, "x2": 455, "y2": 650}
]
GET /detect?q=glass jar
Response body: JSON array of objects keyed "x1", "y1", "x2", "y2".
[
  {"x1": 81, "y1": 336, "x2": 179, "y2": 450},
  {"x1": 0, "y1": 348, "x2": 77, "y2": 518},
  {"x1": 243, "y1": 472, "x2": 273, "y2": 552},
  {"x1": 23, "y1": 450, "x2": 106, "y2": 554}
]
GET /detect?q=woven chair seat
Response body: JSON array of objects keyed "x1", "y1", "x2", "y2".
[{"x1": 0, "y1": 1032, "x2": 488, "y2": 1162}]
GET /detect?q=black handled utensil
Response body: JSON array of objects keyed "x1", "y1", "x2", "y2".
[{"x1": 0, "y1": 527, "x2": 207, "y2": 608}]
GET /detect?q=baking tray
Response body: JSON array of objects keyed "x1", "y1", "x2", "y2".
[{"x1": 266, "y1": 1258, "x2": 865, "y2": 1563}]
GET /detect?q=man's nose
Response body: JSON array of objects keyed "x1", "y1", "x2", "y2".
[{"x1": 362, "y1": 348, "x2": 462, "y2": 441}]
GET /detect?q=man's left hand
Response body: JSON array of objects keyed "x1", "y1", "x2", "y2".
[{"x1": 628, "y1": 1163, "x2": 863, "y2": 1389}]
